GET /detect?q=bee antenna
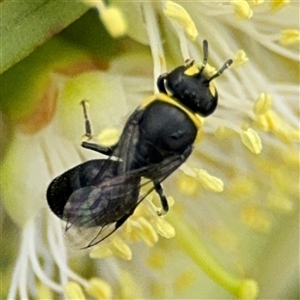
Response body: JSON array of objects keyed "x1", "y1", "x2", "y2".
[
  {"x1": 208, "y1": 59, "x2": 233, "y2": 82},
  {"x1": 199, "y1": 40, "x2": 209, "y2": 75}
]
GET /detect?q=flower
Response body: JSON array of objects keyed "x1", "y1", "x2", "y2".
[{"x1": 1, "y1": 1, "x2": 299, "y2": 299}]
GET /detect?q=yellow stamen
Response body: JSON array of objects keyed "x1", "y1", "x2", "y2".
[
  {"x1": 251, "y1": 0, "x2": 265, "y2": 5},
  {"x1": 177, "y1": 173, "x2": 200, "y2": 196},
  {"x1": 64, "y1": 282, "x2": 86, "y2": 299},
  {"x1": 135, "y1": 217, "x2": 159, "y2": 246},
  {"x1": 194, "y1": 169, "x2": 224, "y2": 193},
  {"x1": 215, "y1": 126, "x2": 236, "y2": 140},
  {"x1": 276, "y1": 127, "x2": 300, "y2": 143},
  {"x1": 85, "y1": 278, "x2": 112, "y2": 300},
  {"x1": 96, "y1": 127, "x2": 120, "y2": 146},
  {"x1": 255, "y1": 110, "x2": 280, "y2": 132},
  {"x1": 267, "y1": 193, "x2": 294, "y2": 213},
  {"x1": 232, "y1": 50, "x2": 249, "y2": 68},
  {"x1": 270, "y1": 0, "x2": 290, "y2": 13},
  {"x1": 111, "y1": 236, "x2": 132, "y2": 260},
  {"x1": 287, "y1": 129, "x2": 300, "y2": 143},
  {"x1": 241, "y1": 206, "x2": 272, "y2": 233},
  {"x1": 89, "y1": 245, "x2": 113, "y2": 259},
  {"x1": 146, "y1": 251, "x2": 167, "y2": 269},
  {"x1": 238, "y1": 280, "x2": 259, "y2": 300},
  {"x1": 169, "y1": 209, "x2": 258, "y2": 299},
  {"x1": 100, "y1": 6, "x2": 127, "y2": 38},
  {"x1": 231, "y1": 0, "x2": 253, "y2": 19},
  {"x1": 210, "y1": 227, "x2": 238, "y2": 252},
  {"x1": 83, "y1": 1, "x2": 127, "y2": 37},
  {"x1": 253, "y1": 93, "x2": 272, "y2": 115},
  {"x1": 240, "y1": 128, "x2": 262, "y2": 154},
  {"x1": 119, "y1": 271, "x2": 144, "y2": 298},
  {"x1": 37, "y1": 282, "x2": 53, "y2": 299},
  {"x1": 153, "y1": 216, "x2": 176, "y2": 239},
  {"x1": 173, "y1": 270, "x2": 197, "y2": 293},
  {"x1": 279, "y1": 29, "x2": 300, "y2": 46},
  {"x1": 163, "y1": 1, "x2": 198, "y2": 41},
  {"x1": 228, "y1": 177, "x2": 253, "y2": 199}
]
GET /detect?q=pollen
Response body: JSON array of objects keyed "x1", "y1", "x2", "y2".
[
  {"x1": 270, "y1": 0, "x2": 291, "y2": 13},
  {"x1": 85, "y1": 278, "x2": 112, "y2": 300},
  {"x1": 232, "y1": 50, "x2": 249, "y2": 68},
  {"x1": 231, "y1": 0, "x2": 253, "y2": 19},
  {"x1": 64, "y1": 281, "x2": 86, "y2": 299},
  {"x1": 240, "y1": 128, "x2": 262, "y2": 154},
  {"x1": 111, "y1": 236, "x2": 132, "y2": 260},
  {"x1": 163, "y1": 1, "x2": 198, "y2": 41},
  {"x1": 253, "y1": 93, "x2": 272, "y2": 115},
  {"x1": 194, "y1": 169, "x2": 224, "y2": 193},
  {"x1": 241, "y1": 206, "x2": 272, "y2": 233},
  {"x1": 173, "y1": 270, "x2": 197, "y2": 293},
  {"x1": 279, "y1": 29, "x2": 300, "y2": 46}
]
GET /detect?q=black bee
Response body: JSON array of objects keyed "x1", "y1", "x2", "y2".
[{"x1": 47, "y1": 40, "x2": 232, "y2": 248}]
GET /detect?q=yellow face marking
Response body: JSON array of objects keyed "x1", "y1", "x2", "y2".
[
  {"x1": 184, "y1": 65, "x2": 200, "y2": 76},
  {"x1": 140, "y1": 93, "x2": 203, "y2": 143},
  {"x1": 209, "y1": 82, "x2": 216, "y2": 97}
]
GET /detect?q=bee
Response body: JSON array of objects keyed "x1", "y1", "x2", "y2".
[{"x1": 46, "y1": 40, "x2": 232, "y2": 248}]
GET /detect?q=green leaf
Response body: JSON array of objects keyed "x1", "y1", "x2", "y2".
[{"x1": 0, "y1": 0, "x2": 90, "y2": 74}]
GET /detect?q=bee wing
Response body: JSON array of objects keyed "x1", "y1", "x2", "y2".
[
  {"x1": 63, "y1": 174, "x2": 157, "y2": 249},
  {"x1": 64, "y1": 211, "x2": 135, "y2": 249},
  {"x1": 59, "y1": 165, "x2": 148, "y2": 248},
  {"x1": 63, "y1": 211, "x2": 131, "y2": 249},
  {"x1": 47, "y1": 159, "x2": 120, "y2": 218}
]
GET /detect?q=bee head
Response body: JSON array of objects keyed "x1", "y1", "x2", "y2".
[{"x1": 157, "y1": 40, "x2": 232, "y2": 117}]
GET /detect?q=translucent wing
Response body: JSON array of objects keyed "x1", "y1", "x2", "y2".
[{"x1": 47, "y1": 159, "x2": 120, "y2": 218}]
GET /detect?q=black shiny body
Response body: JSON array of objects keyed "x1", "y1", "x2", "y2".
[
  {"x1": 46, "y1": 40, "x2": 232, "y2": 247},
  {"x1": 119, "y1": 100, "x2": 197, "y2": 172}
]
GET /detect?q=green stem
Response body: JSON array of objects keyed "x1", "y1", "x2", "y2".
[{"x1": 168, "y1": 209, "x2": 258, "y2": 299}]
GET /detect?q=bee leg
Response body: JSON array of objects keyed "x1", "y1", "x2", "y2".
[
  {"x1": 80, "y1": 100, "x2": 119, "y2": 156},
  {"x1": 81, "y1": 141, "x2": 118, "y2": 156},
  {"x1": 80, "y1": 100, "x2": 93, "y2": 140},
  {"x1": 154, "y1": 182, "x2": 169, "y2": 216},
  {"x1": 116, "y1": 212, "x2": 132, "y2": 228}
]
